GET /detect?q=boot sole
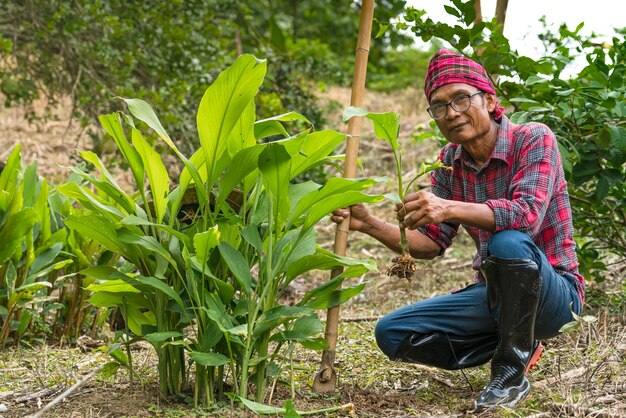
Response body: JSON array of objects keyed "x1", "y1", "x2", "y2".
[
  {"x1": 474, "y1": 377, "x2": 531, "y2": 409},
  {"x1": 525, "y1": 341, "x2": 544, "y2": 375}
]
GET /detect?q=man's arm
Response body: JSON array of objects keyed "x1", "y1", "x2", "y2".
[
  {"x1": 397, "y1": 190, "x2": 496, "y2": 232},
  {"x1": 331, "y1": 205, "x2": 442, "y2": 259}
]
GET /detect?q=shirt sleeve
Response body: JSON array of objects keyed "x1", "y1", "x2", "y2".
[
  {"x1": 417, "y1": 148, "x2": 459, "y2": 254},
  {"x1": 485, "y1": 125, "x2": 558, "y2": 235}
]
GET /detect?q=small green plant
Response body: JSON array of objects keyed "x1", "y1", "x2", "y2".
[
  {"x1": 343, "y1": 108, "x2": 445, "y2": 280},
  {"x1": 0, "y1": 146, "x2": 89, "y2": 348},
  {"x1": 0, "y1": 146, "x2": 110, "y2": 349},
  {"x1": 559, "y1": 304, "x2": 598, "y2": 342}
]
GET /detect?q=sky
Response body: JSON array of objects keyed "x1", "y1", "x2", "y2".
[{"x1": 404, "y1": 0, "x2": 624, "y2": 61}]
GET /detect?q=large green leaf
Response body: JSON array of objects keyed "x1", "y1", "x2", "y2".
[
  {"x1": 237, "y1": 397, "x2": 286, "y2": 415},
  {"x1": 217, "y1": 143, "x2": 265, "y2": 210},
  {"x1": 15, "y1": 281, "x2": 52, "y2": 293},
  {"x1": 196, "y1": 54, "x2": 267, "y2": 190},
  {"x1": 122, "y1": 98, "x2": 174, "y2": 150},
  {"x1": 17, "y1": 309, "x2": 32, "y2": 338},
  {"x1": 119, "y1": 215, "x2": 192, "y2": 249},
  {"x1": 190, "y1": 351, "x2": 229, "y2": 367},
  {"x1": 193, "y1": 226, "x2": 220, "y2": 267},
  {"x1": 84, "y1": 266, "x2": 183, "y2": 309},
  {"x1": 131, "y1": 128, "x2": 169, "y2": 223},
  {"x1": 0, "y1": 145, "x2": 21, "y2": 211},
  {"x1": 117, "y1": 230, "x2": 175, "y2": 266},
  {"x1": 134, "y1": 275, "x2": 185, "y2": 309},
  {"x1": 258, "y1": 143, "x2": 291, "y2": 229},
  {"x1": 27, "y1": 241, "x2": 65, "y2": 277},
  {"x1": 299, "y1": 265, "x2": 373, "y2": 308},
  {"x1": 86, "y1": 279, "x2": 141, "y2": 294},
  {"x1": 212, "y1": 99, "x2": 256, "y2": 213},
  {"x1": 70, "y1": 153, "x2": 136, "y2": 215},
  {"x1": 218, "y1": 242, "x2": 253, "y2": 294},
  {"x1": 272, "y1": 314, "x2": 323, "y2": 342},
  {"x1": 26, "y1": 259, "x2": 73, "y2": 283},
  {"x1": 0, "y1": 208, "x2": 37, "y2": 264},
  {"x1": 241, "y1": 224, "x2": 263, "y2": 253},
  {"x1": 287, "y1": 130, "x2": 346, "y2": 179},
  {"x1": 227, "y1": 99, "x2": 256, "y2": 157},
  {"x1": 303, "y1": 191, "x2": 384, "y2": 230},
  {"x1": 65, "y1": 214, "x2": 122, "y2": 253},
  {"x1": 288, "y1": 181, "x2": 322, "y2": 215},
  {"x1": 122, "y1": 98, "x2": 208, "y2": 209},
  {"x1": 56, "y1": 182, "x2": 125, "y2": 220},
  {"x1": 34, "y1": 178, "x2": 51, "y2": 244},
  {"x1": 2, "y1": 261, "x2": 17, "y2": 299},
  {"x1": 253, "y1": 305, "x2": 314, "y2": 338},
  {"x1": 304, "y1": 282, "x2": 366, "y2": 310},
  {"x1": 216, "y1": 219, "x2": 242, "y2": 249},
  {"x1": 274, "y1": 228, "x2": 317, "y2": 276},
  {"x1": 254, "y1": 111, "x2": 311, "y2": 140},
  {"x1": 88, "y1": 291, "x2": 149, "y2": 308},
  {"x1": 288, "y1": 177, "x2": 383, "y2": 227},
  {"x1": 298, "y1": 265, "x2": 372, "y2": 310},
  {"x1": 286, "y1": 247, "x2": 377, "y2": 282},
  {"x1": 21, "y1": 161, "x2": 38, "y2": 208},
  {"x1": 79, "y1": 151, "x2": 136, "y2": 213},
  {"x1": 99, "y1": 113, "x2": 145, "y2": 194},
  {"x1": 343, "y1": 107, "x2": 400, "y2": 150}
]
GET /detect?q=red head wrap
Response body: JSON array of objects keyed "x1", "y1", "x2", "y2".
[{"x1": 424, "y1": 49, "x2": 504, "y2": 121}]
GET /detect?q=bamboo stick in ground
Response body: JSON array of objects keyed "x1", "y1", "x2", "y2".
[{"x1": 313, "y1": 0, "x2": 375, "y2": 394}]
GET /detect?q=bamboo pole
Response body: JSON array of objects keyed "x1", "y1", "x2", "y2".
[{"x1": 312, "y1": 0, "x2": 375, "y2": 394}]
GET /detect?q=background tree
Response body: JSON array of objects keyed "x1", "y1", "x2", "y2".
[{"x1": 0, "y1": 0, "x2": 419, "y2": 152}]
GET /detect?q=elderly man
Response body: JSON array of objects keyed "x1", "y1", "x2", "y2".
[{"x1": 331, "y1": 49, "x2": 584, "y2": 408}]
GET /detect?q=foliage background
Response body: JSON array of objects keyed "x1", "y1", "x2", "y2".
[{"x1": 0, "y1": 0, "x2": 430, "y2": 153}]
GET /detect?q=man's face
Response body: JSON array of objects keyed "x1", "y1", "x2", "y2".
[{"x1": 429, "y1": 82, "x2": 496, "y2": 145}]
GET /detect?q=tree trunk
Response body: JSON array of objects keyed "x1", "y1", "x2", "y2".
[
  {"x1": 235, "y1": 30, "x2": 243, "y2": 56},
  {"x1": 495, "y1": 0, "x2": 509, "y2": 34},
  {"x1": 473, "y1": 0, "x2": 483, "y2": 24},
  {"x1": 491, "y1": 0, "x2": 509, "y2": 83}
]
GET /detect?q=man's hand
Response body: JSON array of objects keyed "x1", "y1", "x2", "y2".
[
  {"x1": 395, "y1": 190, "x2": 448, "y2": 230},
  {"x1": 330, "y1": 204, "x2": 371, "y2": 232}
]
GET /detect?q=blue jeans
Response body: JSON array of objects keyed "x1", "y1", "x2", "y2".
[{"x1": 375, "y1": 230, "x2": 582, "y2": 359}]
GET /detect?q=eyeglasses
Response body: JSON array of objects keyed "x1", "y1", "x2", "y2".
[{"x1": 427, "y1": 91, "x2": 485, "y2": 120}]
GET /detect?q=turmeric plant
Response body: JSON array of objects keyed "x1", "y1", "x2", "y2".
[{"x1": 344, "y1": 108, "x2": 445, "y2": 280}]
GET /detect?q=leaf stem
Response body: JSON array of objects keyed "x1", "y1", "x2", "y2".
[{"x1": 393, "y1": 146, "x2": 410, "y2": 254}]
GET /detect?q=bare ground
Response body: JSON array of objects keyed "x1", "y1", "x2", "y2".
[{"x1": 1, "y1": 88, "x2": 625, "y2": 417}]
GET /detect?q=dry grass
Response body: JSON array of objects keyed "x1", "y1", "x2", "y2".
[{"x1": 1, "y1": 89, "x2": 625, "y2": 417}]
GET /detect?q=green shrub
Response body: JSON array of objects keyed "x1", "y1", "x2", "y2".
[
  {"x1": 0, "y1": 147, "x2": 102, "y2": 348},
  {"x1": 61, "y1": 54, "x2": 382, "y2": 405}
]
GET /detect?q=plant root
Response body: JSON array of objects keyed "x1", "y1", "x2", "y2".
[{"x1": 387, "y1": 253, "x2": 416, "y2": 281}]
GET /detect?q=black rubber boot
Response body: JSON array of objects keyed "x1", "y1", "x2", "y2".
[
  {"x1": 475, "y1": 256, "x2": 542, "y2": 409},
  {"x1": 393, "y1": 332, "x2": 497, "y2": 370}
]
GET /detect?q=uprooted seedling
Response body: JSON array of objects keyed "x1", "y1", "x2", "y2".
[{"x1": 344, "y1": 108, "x2": 447, "y2": 282}]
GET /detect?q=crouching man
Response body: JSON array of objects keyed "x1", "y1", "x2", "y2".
[{"x1": 331, "y1": 49, "x2": 584, "y2": 409}]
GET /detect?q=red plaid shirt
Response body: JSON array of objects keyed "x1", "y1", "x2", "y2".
[{"x1": 419, "y1": 116, "x2": 585, "y2": 303}]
